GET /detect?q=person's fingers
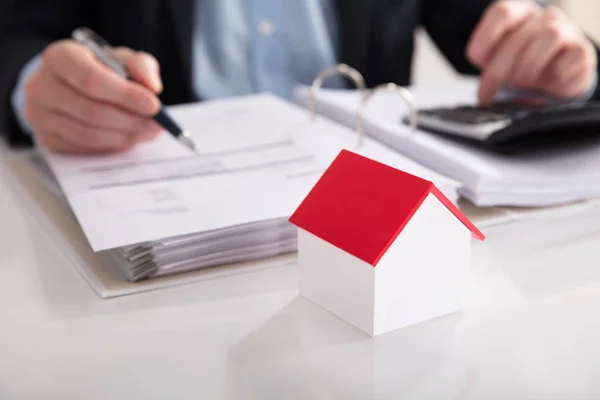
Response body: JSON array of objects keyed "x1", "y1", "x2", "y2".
[
  {"x1": 467, "y1": 0, "x2": 539, "y2": 67},
  {"x1": 508, "y1": 19, "x2": 549, "y2": 86},
  {"x1": 553, "y1": 47, "x2": 588, "y2": 81},
  {"x1": 34, "y1": 130, "x2": 128, "y2": 155},
  {"x1": 521, "y1": 33, "x2": 576, "y2": 91},
  {"x1": 469, "y1": 2, "x2": 597, "y2": 100},
  {"x1": 547, "y1": 44, "x2": 596, "y2": 95},
  {"x1": 562, "y1": 69, "x2": 594, "y2": 98},
  {"x1": 541, "y1": 69, "x2": 584, "y2": 98},
  {"x1": 37, "y1": 130, "x2": 137, "y2": 155},
  {"x1": 542, "y1": 51, "x2": 596, "y2": 98},
  {"x1": 34, "y1": 130, "x2": 83, "y2": 154},
  {"x1": 517, "y1": 11, "x2": 577, "y2": 86},
  {"x1": 113, "y1": 47, "x2": 163, "y2": 94},
  {"x1": 478, "y1": 15, "x2": 541, "y2": 102},
  {"x1": 25, "y1": 105, "x2": 133, "y2": 151},
  {"x1": 42, "y1": 40, "x2": 160, "y2": 116},
  {"x1": 25, "y1": 67, "x2": 163, "y2": 140}
]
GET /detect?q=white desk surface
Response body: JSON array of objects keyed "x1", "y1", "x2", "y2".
[{"x1": 2, "y1": 147, "x2": 600, "y2": 400}]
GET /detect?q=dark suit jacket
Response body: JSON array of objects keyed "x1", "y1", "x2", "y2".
[{"x1": 1, "y1": 0, "x2": 598, "y2": 147}]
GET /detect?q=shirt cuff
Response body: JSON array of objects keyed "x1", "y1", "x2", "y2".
[{"x1": 10, "y1": 53, "x2": 43, "y2": 135}]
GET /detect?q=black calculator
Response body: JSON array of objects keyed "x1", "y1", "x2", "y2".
[{"x1": 408, "y1": 99, "x2": 600, "y2": 154}]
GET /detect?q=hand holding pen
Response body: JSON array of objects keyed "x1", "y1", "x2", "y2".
[{"x1": 21, "y1": 27, "x2": 194, "y2": 154}]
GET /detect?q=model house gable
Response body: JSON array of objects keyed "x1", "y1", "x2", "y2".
[{"x1": 289, "y1": 150, "x2": 484, "y2": 266}]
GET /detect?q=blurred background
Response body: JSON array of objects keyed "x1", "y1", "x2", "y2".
[{"x1": 413, "y1": 0, "x2": 600, "y2": 86}]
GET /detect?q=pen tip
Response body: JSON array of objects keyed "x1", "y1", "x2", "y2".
[{"x1": 179, "y1": 131, "x2": 197, "y2": 151}]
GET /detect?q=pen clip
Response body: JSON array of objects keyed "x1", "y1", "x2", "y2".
[{"x1": 72, "y1": 27, "x2": 129, "y2": 78}]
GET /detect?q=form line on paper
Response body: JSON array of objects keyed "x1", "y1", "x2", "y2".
[
  {"x1": 79, "y1": 155, "x2": 199, "y2": 173},
  {"x1": 79, "y1": 140, "x2": 294, "y2": 173},
  {"x1": 89, "y1": 155, "x2": 316, "y2": 190}
]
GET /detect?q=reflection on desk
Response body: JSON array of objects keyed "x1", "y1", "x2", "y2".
[{"x1": 2, "y1": 139, "x2": 600, "y2": 399}]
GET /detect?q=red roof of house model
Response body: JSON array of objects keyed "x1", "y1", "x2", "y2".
[{"x1": 289, "y1": 150, "x2": 484, "y2": 266}]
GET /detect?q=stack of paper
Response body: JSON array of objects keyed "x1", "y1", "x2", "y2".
[
  {"x1": 30, "y1": 152, "x2": 298, "y2": 281},
  {"x1": 34, "y1": 93, "x2": 460, "y2": 281},
  {"x1": 294, "y1": 80, "x2": 600, "y2": 207}
]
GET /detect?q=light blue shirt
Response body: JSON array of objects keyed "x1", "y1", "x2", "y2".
[
  {"x1": 193, "y1": 0, "x2": 344, "y2": 101},
  {"x1": 11, "y1": 0, "x2": 344, "y2": 133}
]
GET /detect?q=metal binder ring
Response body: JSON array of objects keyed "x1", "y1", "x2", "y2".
[
  {"x1": 356, "y1": 83, "x2": 418, "y2": 148},
  {"x1": 309, "y1": 63, "x2": 366, "y2": 120}
]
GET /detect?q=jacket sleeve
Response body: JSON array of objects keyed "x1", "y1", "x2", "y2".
[
  {"x1": 422, "y1": 0, "x2": 600, "y2": 101},
  {"x1": 0, "y1": 0, "x2": 90, "y2": 147},
  {"x1": 421, "y1": 0, "x2": 493, "y2": 76}
]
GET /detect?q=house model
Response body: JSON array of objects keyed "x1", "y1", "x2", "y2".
[{"x1": 289, "y1": 150, "x2": 484, "y2": 336}]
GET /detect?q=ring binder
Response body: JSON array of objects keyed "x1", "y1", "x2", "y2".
[
  {"x1": 357, "y1": 83, "x2": 418, "y2": 147},
  {"x1": 308, "y1": 63, "x2": 366, "y2": 121}
]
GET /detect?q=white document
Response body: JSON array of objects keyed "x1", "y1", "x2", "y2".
[
  {"x1": 39, "y1": 93, "x2": 460, "y2": 252},
  {"x1": 294, "y1": 80, "x2": 600, "y2": 207}
]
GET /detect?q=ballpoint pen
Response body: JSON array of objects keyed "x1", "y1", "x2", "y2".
[{"x1": 71, "y1": 27, "x2": 197, "y2": 152}]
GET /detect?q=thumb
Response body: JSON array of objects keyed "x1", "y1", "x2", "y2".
[{"x1": 113, "y1": 47, "x2": 163, "y2": 94}]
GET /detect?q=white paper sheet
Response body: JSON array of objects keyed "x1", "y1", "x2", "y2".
[{"x1": 39, "y1": 93, "x2": 460, "y2": 252}]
